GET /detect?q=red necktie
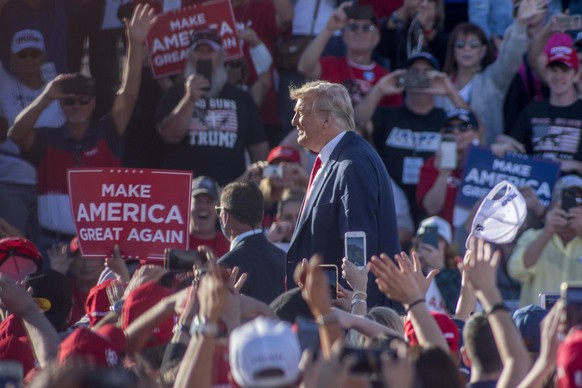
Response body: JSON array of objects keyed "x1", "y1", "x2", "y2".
[{"x1": 300, "y1": 156, "x2": 322, "y2": 217}]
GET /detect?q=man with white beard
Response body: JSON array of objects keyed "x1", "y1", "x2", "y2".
[{"x1": 156, "y1": 29, "x2": 269, "y2": 186}]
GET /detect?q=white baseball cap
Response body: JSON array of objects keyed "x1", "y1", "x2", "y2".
[
  {"x1": 417, "y1": 216, "x2": 452, "y2": 244},
  {"x1": 467, "y1": 181, "x2": 527, "y2": 247},
  {"x1": 229, "y1": 317, "x2": 301, "y2": 388},
  {"x1": 11, "y1": 29, "x2": 45, "y2": 54}
]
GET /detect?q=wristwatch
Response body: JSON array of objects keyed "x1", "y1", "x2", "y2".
[{"x1": 190, "y1": 315, "x2": 219, "y2": 337}]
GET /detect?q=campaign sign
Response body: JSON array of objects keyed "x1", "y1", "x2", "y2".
[
  {"x1": 68, "y1": 169, "x2": 192, "y2": 260},
  {"x1": 456, "y1": 146, "x2": 560, "y2": 208},
  {"x1": 145, "y1": 0, "x2": 242, "y2": 78}
]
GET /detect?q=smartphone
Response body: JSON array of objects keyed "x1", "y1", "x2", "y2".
[
  {"x1": 196, "y1": 59, "x2": 213, "y2": 91},
  {"x1": 561, "y1": 187, "x2": 581, "y2": 212},
  {"x1": 556, "y1": 14, "x2": 582, "y2": 30},
  {"x1": 318, "y1": 264, "x2": 338, "y2": 299},
  {"x1": 399, "y1": 70, "x2": 431, "y2": 89},
  {"x1": 438, "y1": 136, "x2": 457, "y2": 170},
  {"x1": 345, "y1": 231, "x2": 367, "y2": 267},
  {"x1": 341, "y1": 347, "x2": 394, "y2": 374},
  {"x1": 344, "y1": 5, "x2": 375, "y2": 21},
  {"x1": 263, "y1": 165, "x2": 283, "y2": 179},
  {"x1": 538, "y1": 292, "x2": 560, "y2": 310},
  {"x1": 421, "y1": 225, "x2": 440, "y2": 248},
  {"x1": 561, "y1": 282, "x2": 582, "y2": 331},
  {"x1": 164, "y1": 249, "x2": 207, "y2": 272}
]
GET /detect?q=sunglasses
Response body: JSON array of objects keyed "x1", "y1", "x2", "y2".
[
  {"x1": 454, "y1": 39, "x2": 482, "y2": 49},
  {"x1": 16, "y1": 50, "x2": 41, "y2": 60},
  {"x1": 62, "y1": 97, "x2": 92, "y2": 106},
  {"x1": 442, "y1": 124, "x2": 474, "y2": 133},
  {"x1": 346, "y1": 23, "x2": 377, "y2": 33}
]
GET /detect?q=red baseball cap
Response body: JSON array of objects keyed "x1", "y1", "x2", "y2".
[
  {"x1": 58, "y1": 324, "x2": 125, "y2": 367},
  {"x1": 557, "y1": 330, "x2": 582, "y2": 388},
  {"x1": 85, "y1": 279, "x2": 113, "y2": 327},
  {"x1": 0, "y1": 237, "x2": 42, "y2": 281},
  {"x1": 267, "y1": 146, "x2": 301, "y2": 165},
  {"x1": 405, "y1": 311, "x2": 460, "y2": 353},
  {"x1": 121, "y1": 281, "x2": 174, "y2": 348},
  {"x1": 545, "y1": 33, "x2": 579, "y2": 71}
]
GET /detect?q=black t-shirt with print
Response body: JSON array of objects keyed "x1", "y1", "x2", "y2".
[
  {"x1": 509, "y1": 99, "x2": 582, "y2": 163},
  {"x1": 373, "y1": 105, "x2": 447, "y2": 225},
  {"x1": 155, "y1": 83, "x2": 266, "y2": 186}
]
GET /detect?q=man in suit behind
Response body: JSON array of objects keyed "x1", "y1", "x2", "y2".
[
  {"x1": 217, "y1": 181, "x2": 286, "y2": 304},
  {"x1": 286, "y1": 80, "x2": 401, "y2": 307}
]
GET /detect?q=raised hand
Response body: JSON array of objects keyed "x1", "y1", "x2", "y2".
[
  {"x1": 368, "y1": 253, "x2": 424, "y2": 306},
  {"x1": 341, "y1": 257, "x2": 369, "y2": 292},
  {"x1": 294, "y1": 255, "x2": 333, "y2": 318},
  {"x1": 126, "y1": 3, "x2": 157, "y2": 43},
  {"x1": 47, "y1": 242, "x2": 72, "y2": 275},
  {"x1": 105, "y1": 244, "x2": 130, "y2": 281},
  {"x1": 325, "y1": 2, "x2": 351, "y2": 33}
]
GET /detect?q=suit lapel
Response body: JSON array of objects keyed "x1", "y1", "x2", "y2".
[{"x1": 291, "y1": 132, "x2": 355, "y2": 242}]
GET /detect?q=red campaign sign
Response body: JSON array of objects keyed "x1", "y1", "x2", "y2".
[
  {"x1": 145, "y1": 0, "x2": 242, "y2": 78},
  {"x1": 68, "y1": 168, "x2": 192, "y2": 261}
]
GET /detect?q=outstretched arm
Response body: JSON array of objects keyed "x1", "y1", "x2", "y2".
[{"x1": 112, "y1": 3, "x2": 157, "y2": 136}]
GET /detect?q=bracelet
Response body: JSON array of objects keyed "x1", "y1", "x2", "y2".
[
  {"x1": 405, "y1": 298, "x2": 425, "y2": 314},
  {"x1": 352, "y1": 291, "x2": 367, "y2": 300},
  {"x1": 351, "y1": 298, "x2": 367, "y2": 307},
  {"x1": 315, "y1": 312, "x2": 339, "y2": 326},
  {"x1": 486, "y1": 303, "x2": 510, "y2": 316}
]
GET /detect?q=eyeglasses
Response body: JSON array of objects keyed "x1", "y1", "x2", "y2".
[
  {"x1": 215, "y1": 205, "x2": 227, "y2": 215},
  {"x1": 346, "y1": 23, "x2": 377, "y2": 33},
  {"x1": 16, "y1": 50, "x2": 41, "y2": 60},
  {"x1": 454, "y1": 39, "x2": 482, "y2": 49},
  {"x1": 62, "y1": 97, "x2": 92, "y2": 106},
  {"x1": 442, "y1": 124, "x2": 475, "y2": 133}
]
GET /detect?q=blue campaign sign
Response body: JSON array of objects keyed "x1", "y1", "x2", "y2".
[{"x1": 456, "y1": 146, "x2": 560, "y2": 208}]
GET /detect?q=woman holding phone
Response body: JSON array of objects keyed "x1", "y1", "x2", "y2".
[
  {"x1": 413, "y1": 216, "x2": 461, "y2": 315},
  {"x1": 416, "y1": 108, "x2": 480, "y2": 226}
]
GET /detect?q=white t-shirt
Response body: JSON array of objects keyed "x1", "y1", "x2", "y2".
[
  {"x1": 0, "y1": 62, "x2": 65, "y2": 185},
  {"x1": 425, "y1": 279, "x2": 449, "y2": 314}
]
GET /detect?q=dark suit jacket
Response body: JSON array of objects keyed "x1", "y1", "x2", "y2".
[
  {"x1": 286, "y1": 131, "x2": 401, "y2": 307},
  {"x1": 218, "y1": 233, "x2": 286, "y2": 304}
]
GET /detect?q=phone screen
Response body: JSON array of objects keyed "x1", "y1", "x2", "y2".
[
  {"x1": 562, "y1": 283, "x2": 582, "y2": 330},
  {"x1": 562, "y1": 187, "x2": 580, "y2": 212},
  {"x1": 421, "y1": 225, "x2": 440, "y2": 248},
  {"x1": 539, "y1": 293, "x2": 560, "y2": 310},
  {"x1": 319, "y1": 265, "x2": 338, "y2": 299},
  {"x1": 345, "y1": 235, "x2": 366, "y2": 266},
  {"x1": 196, "y1": 59, "x2": 213, "y2": 91}
]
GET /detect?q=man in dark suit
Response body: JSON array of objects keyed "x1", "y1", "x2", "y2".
[
  {"x1": 217, "y1": 181, "x2": 286, "y2": 304},
  {"x1": 286, "y1": 80, "x2": 401, "y2": 307}
]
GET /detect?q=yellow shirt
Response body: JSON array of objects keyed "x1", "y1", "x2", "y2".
[{"x1": 508, "y1": 228, "x2": 582, "y2": 307}]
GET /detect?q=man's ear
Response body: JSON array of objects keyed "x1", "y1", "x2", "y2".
[{"x1": 460, "y1": 345, "x2": 472, "y2": 367}]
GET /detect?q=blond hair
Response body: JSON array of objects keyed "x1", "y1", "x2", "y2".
[{"x1": 289, "y1": 81, "x2": 355, "y2": 132}]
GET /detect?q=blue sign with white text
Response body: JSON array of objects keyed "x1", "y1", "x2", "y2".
[{"x1": 456, "y1": 146, "x2": 560, "y2": 208}]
